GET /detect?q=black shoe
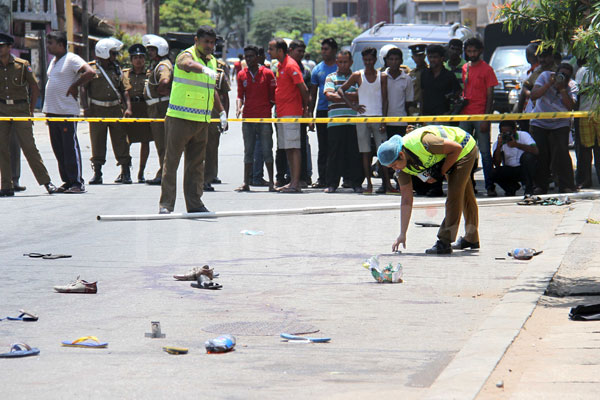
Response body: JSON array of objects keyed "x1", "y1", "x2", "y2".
[
  {"x1": 121, "y1": 166, "x2": 132, "y2": 184},
  {"x1": 203, "y1": 183, "x2": 215, "y2": 192},
  {"x1": 114, "y1": 174, "x2": 123, "y2": 183},
  {"x1": 375, "y1": 185, "x2": 386, "y2": 194},
  {"x1": 426, "y1": 188, "x2": 445, "y2": 197},
  {"x1": 56, "y1": 183, "x2": 70, "y2": 193},
  {"x1": 487, "y1": 188, "x2": 498, "y2": 197},
  {"x1": 13, "y1": 184, "x2": 26, "y2": 192},
  {"x1": 452, "y1": 236, "x2": 480, "y2": 250},
  {"x1": 341, "y1": 181, "x2": 352, "y2": 189},
  {"x1": 187, "y1": 205, "x2": 210, "y2": 213},
  {"x1": 425, "y1": 240, "x2": 452, "y2": 255},
  {"x1": 146, "y1": 177, "x2": 161, "y2": 185},
  {"x1": 89, "y1": 164, "x2": 103, "y2": 185},
  {"x1": 137, "y1": 172, "x2": 145, "y2": 183},
  {"x1": 211, "y1": 177, "x2": 222, "y2": 184},
  {"x1": 312, "y1": 180, "x2": 327, "y2": 189},
  {"x1": 0, "y1": 189, "x2": 15, "y2": 197},
  {"x1": 45, "y1": 182, "x2": 58, "y2": 194},
  {"x1": 158, "y1": 207, "x2": 171, "y2": 214},
  {"x1": 64, "y1": 185, "x2": 86, "y2": 194}
]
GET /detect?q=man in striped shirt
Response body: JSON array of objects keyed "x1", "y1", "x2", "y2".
[{"x1": 322, "y1": 50, "x2": 363, "y2": 193}]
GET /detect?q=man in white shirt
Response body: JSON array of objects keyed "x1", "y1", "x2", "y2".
[
  {"x1": 491, "y1": 120, "x2": 538, "y2": 196},
  {"x1": 43, "y1": 31, "x2": 95, "y2": 193}
]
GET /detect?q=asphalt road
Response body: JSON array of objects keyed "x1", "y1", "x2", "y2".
[{"x1": 0, "y1": 87, "x2": 578, "y2": 399}]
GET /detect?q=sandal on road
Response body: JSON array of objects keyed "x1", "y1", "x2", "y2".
[
  {"x1": 0, "y1": 343, "x2": 40, "y2": 358},
  {"x1": 61, "y1": 336, "x2": 108, "y2": 348},
  {"x1": 280, "y1": 333, "x2": 331, "y2": 343},
  {"x1": 173, "y1": 265, "x2": 218, "y2": 281},
  {"x1": 191, "y1": 275, "x2": 222, "y2": 290},
  {"x1": 163, "y1": 346, "x2": 189, "y2": 355},
  {"x1": 23, "y1": 253, "x2": 72, "y2": 259},
  {"x1": 5, "y1": 309, "x2": 38, "y2": 321},
  {"x1": 278, "y1": 186, "x2": 301, "y2": 193},
  {"x1": 235, "y1": 185, "x2": 250, "y2": 192}
]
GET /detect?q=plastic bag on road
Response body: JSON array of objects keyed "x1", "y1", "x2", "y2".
[{"x1": 362, "y1": 256, "x2": 403, "y2": 283}]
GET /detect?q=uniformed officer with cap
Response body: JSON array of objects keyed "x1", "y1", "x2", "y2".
[
  {"x1": 82, "y1": 37, "x2": 133, "y2": 184},
  {"x1": 142, "y1": 34, "x2": 172, "y2": 185},
  {"x1": 0, "y1": 32, "x2": 57, "y2": 196},
  {"x1": 123, "y1": 43, "x2": 152, "y2": 183},
  {"x1": 378, "y1": 125, "x2": 480, "y2": 255},
  {"x1": 408, "y1": 44, "x2": 428, "y2": 116}
]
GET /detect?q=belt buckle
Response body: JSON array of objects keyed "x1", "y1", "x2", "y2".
[{"x1": 6, "y1": 99, "x2": 14, "y2": 105}]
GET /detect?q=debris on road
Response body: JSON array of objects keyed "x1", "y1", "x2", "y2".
[
  {"x1": 205, "y1": 334, "x2": 236, "y2": 353},
  {"x1": 508, "y1": 248, "x2": 543, "y2": 260},
  {"x1": 280, "y1": 333, "x2": 331, "y2": 343},
  {"x1": 240, "y1": 230, "x2": 264, "y2": 235},
  {"x1": 363, "y1": 256, "x2": 403, "y2": 283},
  {"x1": 53, "y1": 276, "x2": 97, "y2": 293},
  {"x1": 145, "y1": 321, "x2": 166, "y2": 338},
  {"x1": 569, "y1": 304, "x2": 600, "y2": 321}
]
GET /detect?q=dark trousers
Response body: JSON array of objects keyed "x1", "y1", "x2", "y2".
[
  {"x1": 315, "y1": 110, "x2": 329, "y2": 184},
  {"x1": 530, "y1": 125, "x2": 575, "y2": 192},
  {"x1": 48, "y1": 116, "x2": 84, "y2": 187},
  {"x1": 275, "y1": 125, "x2": 310, "y2": 183},
  {"x1": 326, "y1": 125, "x2": 362, "y2": 188},
  {"x1": 577, "y1": 140, "x2": 600, "y2": 187},
  {"x1": 491, "y1": 152, "x2": 537, "y2": 195},
  {"x1": 253, "y1": 132, "x2": 264, "y2": 182}
]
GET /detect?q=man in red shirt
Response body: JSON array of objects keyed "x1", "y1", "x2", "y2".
[
  {"x1": 268, "y1": 37, "x2": 309, "y2": 193},
  {"x1": 235, "y1": 45, "x2": 276, "y2": 192},
  {"x1": 459, "y1": 37, "x2": 499, "y2": 197}
]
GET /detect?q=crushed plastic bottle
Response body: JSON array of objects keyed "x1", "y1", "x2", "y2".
[
  {"x1": 508, "y1": 248, "x2": 542, "y2": 260},
  {"x1": 240, "y1": 230, "x2": 264, "y2": 236},
  {"x1": 205, "y1": 334, "x2": 236, "y2": 353},
  {"x1": 362, "y1": 255, "x2": 403, "y2": 283}
]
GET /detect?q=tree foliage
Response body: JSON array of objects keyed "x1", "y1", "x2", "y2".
[
  {"x1": 274, "y1": 29, "x2": 303, "y2": 41},
  {"x1": 159, "y1": 0, "x2": 213, "y2": 33},
  {"x1": 211, "y1": 0, "x2": 253, "y2": 48},
  {"x1": 250, "y1": 7, "x2": 312, "y2": 48},
  {"x1": 496, "y1": 0, "x2": 600, "y2": 110},
  {"x1": 306, "y1": 16, "x2": 362, "y2": 61}
]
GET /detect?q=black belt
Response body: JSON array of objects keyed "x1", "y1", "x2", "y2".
[
  {"x1": 0, "y1": 99, "x2": 28, "y2": 105},
  {"x1": 131, "y1": 96, "x2": 144, "y2": 103}
]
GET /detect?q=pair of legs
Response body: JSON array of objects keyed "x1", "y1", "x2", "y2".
[
  {"x1": 47, "y1": 116, "x2": 84, "y2": 189},
  {"x1": 276, "y1": 120, "x2": 302, "y2": 192},
  {"x1": 491, "y1": 152, "x2": 537, "y2": 196},
  {"x1": 314, "y1": 110, "x2": 329, "y2": 186},
  {"x1": 530, "y1": 125, "x2": 575, "y2": 193},
  {"x1": 203, "y1": 122, "x2": 221, "y2": 188},
  {"x1": 459, "y1": 120, "x2": 494, "y2": 192},
  {"x1": 325, "y1": 124, "x2": 362, "y2": 191},
  {"x1": 576, "y1": 117, "x2": 600, "y2": 188},
  {"x1": 357, "y1": 122, "x2": 387, "y2": 193},
  {"x1": 148, "y1": 101, "x2": 168, "y2": 182},
  {"x1": 238, "y1": 122, "x2": 274, "y2": 191},
  {"x1": 159, "y1": 116, "x2": 209, "y2": 212}
]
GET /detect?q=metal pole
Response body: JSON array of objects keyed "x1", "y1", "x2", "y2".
[
  {"x1": 442, "y1": 0, "x2": 446, "y2": 24},
  {"x1": 82, "y1": 0, "x2": 89, "y2": 60},
  {"x1": 65, "y1": 0, "x2": 74, "y2": 52}
]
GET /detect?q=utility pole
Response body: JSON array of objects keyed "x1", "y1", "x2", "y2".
[
  {"x1": 66, "y1": 0, "x2": 74, "y2": 52},
  {"x1": 442, "y1": 0, "x2": 446, "y2": 24},
  {"x1": 311, "y1": 0, "x2": 315, "y2": 33},
  {"x1": 82, "y1": 0, "x2": 89, "y2": 60}
]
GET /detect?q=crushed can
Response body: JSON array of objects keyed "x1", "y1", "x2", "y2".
[{"x1": 205, "y1": 334, "x2": 236, "y2": 353}]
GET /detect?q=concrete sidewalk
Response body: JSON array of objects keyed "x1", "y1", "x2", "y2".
[{"x1": 478, "y1": 201, "x2": 600, "y2": 399}]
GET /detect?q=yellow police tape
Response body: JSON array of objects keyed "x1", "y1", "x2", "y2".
[{"x1": 0, "y1": 111, "x2": 593, "y2": 123}]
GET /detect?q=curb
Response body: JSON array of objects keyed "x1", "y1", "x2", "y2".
[{"x1": 424, "y1": 200, "x2": 594, "y2": 400}]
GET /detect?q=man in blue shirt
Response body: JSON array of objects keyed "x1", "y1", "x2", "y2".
[{"x1": 309, "y1": 38, "x2": 338, "y2": 188}]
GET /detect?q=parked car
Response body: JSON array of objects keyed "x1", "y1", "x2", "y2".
[
  {"x1": 489, "y1": 45, "x2": 529, "y2": 113},
  {"x1": 350, "y1": 22, "x2": 475, "y2": 71}
]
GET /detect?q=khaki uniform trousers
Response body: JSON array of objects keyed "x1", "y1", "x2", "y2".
[
  {"x1": 437, "y1": 145, "x2": 479, "y2": 245},
  {"x1": 88, "y1": 104, "x2": 131, "y2": 166},
  {"x1": 0, "y1": 103, "x2": 50, "y2": 190},
  {"x1": 204, "y1": 122, "x2": 220, "y2": 183},
  {"x1": 148, "y1": 101, "x2": 168, "y2": 178},
  {"x1": 159, "y1": 116, "x2": 209, "y2": 212}
]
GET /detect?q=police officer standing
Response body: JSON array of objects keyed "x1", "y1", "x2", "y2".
[
  {"x1": 158, "y1": 26, "x2": 227, "y2": 214},
  {"x1": 0, "y1": 33, "x2": 57, "y2": 196},
  {"x1": 123, "y1": 44, "x2": 152, "y2": 183},
  {"x1": 82, "y1": 38, "x2": 133, "y2": 185},
  {"x1": 203, "y1": 36, "x2": 230, "y2": 192},
  {"x1": 142, "y1": 34, "x2": 172, "y2": 186},
  {"x1": 378, "y1": 125, "x2": 480, "y2": 255},
  {"x1": 408, "y1": 44, "x2": 428, "y2": 116}
]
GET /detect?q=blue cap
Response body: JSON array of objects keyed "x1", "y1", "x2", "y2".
[{"x1": 377, "y1": 135, "x2": 404, "y2": 166}]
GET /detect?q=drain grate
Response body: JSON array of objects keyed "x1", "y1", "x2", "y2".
[{"x1": 202, "y1": 320, "x2": 318, "y2": 336}]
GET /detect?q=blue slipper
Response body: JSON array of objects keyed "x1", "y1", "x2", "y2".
[
  {"x1": 280, "y1": 333, "x2": 331, "y2": 343},
  {"x1": 0, "y1": 343, "x2": 40, "y2": 358},
  {"x1": 6, "y1": 309, "x2": 38, "y2": 321},
  {"x1": 61, "y1": 336, "x2": 108, "y2": 348}
]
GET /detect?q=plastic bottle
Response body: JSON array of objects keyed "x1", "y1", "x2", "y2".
[
  {"x1": 508, "y1": 248, "x2": 537, "y2": 260},
  {"x1": 205, "y1": 334, "x2": 236, "y2": 353}
]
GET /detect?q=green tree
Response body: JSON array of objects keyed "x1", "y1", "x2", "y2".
[
  {"x1": 274, "y1": 29, "x2": 303, "y2": 41},
  {"x1": 159, "y1": 0, "x2": 213, "y2": 33},
  {"x1": 496, "y1": 0, "x2": 599, "y2": 108},
  {"x1": 250, "y1": 7, "x2": 311, "y2": 48},
  {"x1": 306, "y1": 16, "x2": 362, "y2": 62},
  {"x1": 211, "y1": 0, "x2": 253, "y2": 47}
]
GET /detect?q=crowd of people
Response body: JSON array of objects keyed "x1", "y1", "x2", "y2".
[{"x1": 0, "y1": 28, "x2": 598, "y2": 210}]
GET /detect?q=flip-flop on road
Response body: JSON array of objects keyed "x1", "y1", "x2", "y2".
[
  {"x1": 61, "y1": 336, "x2": 108, "y2": 348},
  {"x1": 0, "y1": 343, "x2": 40, "y2": 358}
]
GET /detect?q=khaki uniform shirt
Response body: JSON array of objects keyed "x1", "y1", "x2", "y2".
[
  {"x1": 86, "y1": 61, "x2": 130, "y2": 102},
  {"x1": 409, "y1": 65, "x2": 427, "y2": 115},
  {"x1": 0, "y1": 55, "x2": 37, "y2": 102},
  {"x1": 122, "y1": 68, "x2": 147, "y2": 99},
  {"x1": 211, "y1": 59, "x2": 230, "y2": 118},
  {"x1": 145, "y1": 58, "x2": 172, "y2": 100}
]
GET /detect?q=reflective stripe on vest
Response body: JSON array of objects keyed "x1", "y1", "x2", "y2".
[
  {"x1": 402, "y1": 125, "x2": 476, "y2": 176},
  {"x1": 166, "y1": 46, "x2": 216, "y2": 122}
]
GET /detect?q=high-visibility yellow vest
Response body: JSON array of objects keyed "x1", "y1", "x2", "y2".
[
  {"x1": 166, "y1": 46, "x2": 216, "y2": 122},
  {"x1": 402, "y1": 125, "x2": 476, "y2": 176}
]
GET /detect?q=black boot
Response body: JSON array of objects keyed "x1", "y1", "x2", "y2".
[
  {"x1": 89, "y1": 164, "x2": 103, "y2": 185},
  {"x1": 116, "y1": 165, "x2": 132, "y2": 184},
  {"x1": 425, "y1": 240, "x2": 452, "y2": 255}
]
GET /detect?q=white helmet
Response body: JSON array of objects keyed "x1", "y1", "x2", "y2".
[
  {"x1": 142, "y1": 34, "x2": 169, "y2": 57},
  {"x1": 379, "y1": 44, "x2": 400, "y2": 64},
  {"x1": 95, "y1": 38, "x2": 122, "y2": 59}
]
